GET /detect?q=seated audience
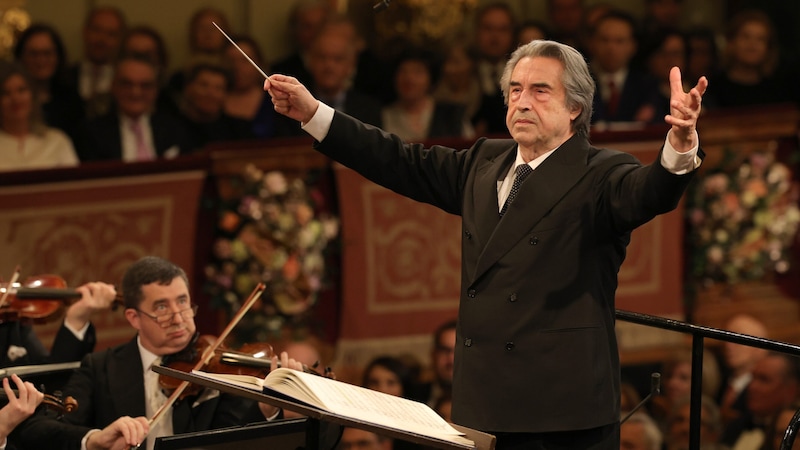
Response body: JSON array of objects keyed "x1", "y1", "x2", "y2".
[
  {"x1": 546, "y1": 0, "x2": 585, "y2": 51},
  {"x1": 362, "y1": 355, "x2": 422, "y2": 401},
  {"x1": 167, "y1": 7, "x2": 230, "y2": 100},
  {"x1": 516, "y1": 20, "x2": 549, "y2": 47},
  {"x1": 620, "y1": 411, "x2": 662, "y2": 450},
  {"x1": 651, "y1": 349, "x2": 721, "y2": 431},
  {"x1": 338, "y1": 427, "x2": 391, "y2": 450},
  {"x1": 0, "y1": 62, "x2": 78, "y2": 171},
  {"x1": 635, "y1": 28, "x2": 688, "y2": 123},
  {"x1": 77, "y1": 55, "x2": 190, "y2": 162},
  {"x1": 271, "y1": 0, "x2": 332, "y2": 87},
  {"x1": 719, "y1": 314, "x2": 769, "y2": 428},
  {"x1": 768, "y1": 402, "x2": 800, "y2": 450},
  {"x1": 382, "y1": 49, "x2": 472, "y2": 142},
  {"x1": 178, "y1": 61, "x2": 252, "y2": 152},
  {"x1": 432, "y1": 39, "x2": 482, "y2": 125},
  {"x1": 11, "y1": 256, "x2": 304, "y2": 450},
  {"x1": 684, "y1": 26, "x2": 720, "y2": 92},
  {"x1": 664, "y1": 395, "x2": 727, "y2": 450},
  {"x1": 222, "y1": 35, "x2": 276, "y2": 138},
  {"x1": 706, "y1": 9, "x2": 790, "y2": 109},
  {"x1": 120, "y1": 25, "x2": 175, "y2": 114},
  {"x1": 421, "y1": 319, "x2": 456, "y2": 408},
  {"x1": 13, "y1": 23, "x2": 85, "y2": 147}
]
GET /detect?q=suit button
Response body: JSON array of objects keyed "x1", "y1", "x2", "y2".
[
  {"x1": 529, "y1": 237, "x2": 539, "y2": 245},
  {"x1": 464, "y1": 338, "x2": 472, "y2": 347},
  {"x1": 508, "y1": 293, "x2": 517, "y2": 302},
  {"x1": 467, "y1": 289, "x2": 476, "y2": 298},
  {"x1": 505, "y1": 342, "x2": 515, "y2": 351},
  {"x1": 464, "y1": 230, "x2": 472, "y2": 239}
]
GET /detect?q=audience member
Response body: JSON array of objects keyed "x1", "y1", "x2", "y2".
[
  {"x1": 722, "y1": 352, "x2": 800, "y2": 450},
  {"x1": 120, "y1": 25, "x2": 175, "y2": 114},
  {"x1": 271, "y1": 0, "x2": 332, "y2": 86},
  {"x1": 281, "y1": 339, "x2": 323, "y2": 370},
  {"x1": 471, "y1": 2, "x2": 516, "y2": 135},
  {"x1": 338, "y1": 427, "x2": 391, "y2": 450},
  {"x1": 636, "y1": 28, "x2": 688, "y2": 123},
  {"x1": 516, "y1": 20, "x2": 549, "y2": 47},
  {"x1": 546, "y1": 0, "x2": 585, "y2": 51},
  {"x1": 620, "y1": 411, "x2": 662, "y2": 450},
  {"x1": 276, "y1": 22, "x2": 381, "y2": 136},
  {"x1": 579, "y1": 2, "x2": 613, "y2": 52},
  {"x1": 78, "y1": 55, "x2": 189, "y2": 162},
  {"x1": 66, "y1": 6, "x2": 126, "y2": 118},
  {"x1": 0, "y1": 375, "x2": 43, "y2": 450},
  {"x1": 0, "y1": 62, "x2": 79, "y2": 171},
  {"x1": 664, "y1": 395, "x2": 727, "y2": 450},
  {"x1": 382, "y1": 49, "x2": 471, "y2": 142},
  {"x1": 706, "y1": 9, "x2": 789, "y2": 109},
  {"x1": 620, "y1": 381, "x2": 643, "y2": 413},
  {"x1": 166, "y1": 7, "x2": 230, "y2": 99},
  {"x1": 433, "y1": 394, "x2": 452, "y2": 423},
  {"x1": 12, "y1": 256, "x2": 302, "y2": 450},
  {"x1": 768, "y1": 402, "x2": 800, "y2": 450},
  {"x1": 433, "y1": 38, "x2": 482, "y2": 125},
  {"x1": 684, "y1": 27, "x2": 720, "y2": 92},
  {"x1": 178, "y1": 61, "x2": 252, "y2": 152},
  {"x1": 651, "y1": 349, "x2": 722, "y2": 430},
  {"x1": 361, "y1": 355, "x2": 421, "y2": 400},
  {"x1": 13, "y1": 23, "x2": 85, "y2": 146},
  {"x1": 222, "y1": 35, "x2": 276, "y2": 138},
  {"x1": 420, "y1": 320, "x2": 456, "y2": 408},
  {"x1": 719, "y1": 314, "x2": 769, "y2": 427},
  {"x1": 588, "y1": 9, "x2": 657, "y2": 123},
  {"x1": 643, "y1": 0, "x2": 684, "y2": 37}
]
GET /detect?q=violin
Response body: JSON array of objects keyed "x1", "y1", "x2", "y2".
[
  {"x1": 0, "y1": 274, "x2": 82, "y2": 324},
  {"x1": 0, "y1": 390, "x2": 78, "y2": 416}
]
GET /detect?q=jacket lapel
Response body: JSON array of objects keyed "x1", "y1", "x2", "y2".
[
  {"x1": 109, "y1": 337, "x2": 146, "y2": 417},
  {"x1": 473, "y1": 143, "x2": 516, "y2": 249},
  {"x1": 471, "y1": 135, "x2": 590, "y2": 283}
]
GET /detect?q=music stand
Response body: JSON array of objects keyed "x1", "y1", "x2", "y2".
[{"x1": 154, "y1": 418, "x2": 309, "y2": 450}]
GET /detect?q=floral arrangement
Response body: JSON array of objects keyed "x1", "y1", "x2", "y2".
[
  {"x1": 204, "y1": 165, "x2": 339, "y2": 344},
  {"x1": 687, "y1": 147, "x2": 800, "y2": 288}
]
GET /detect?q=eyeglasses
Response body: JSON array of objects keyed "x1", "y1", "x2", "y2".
[{"x1": 136, "y1": 304, "x2": 198, "y2": 328}]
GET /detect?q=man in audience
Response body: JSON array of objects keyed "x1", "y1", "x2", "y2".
[
  {"x1": 12, "y1": 256, "x2": 303, "y2": 450},
  {"x1": 178, "y1": 61, "x2": 252, "y2": 152},
  {"x1": 664, "y1": 395, "x2": 726, "y2": 450},
  {"x1": 588, "y1": 10, "x2": 656, "y2": 123},
  {"x1": 722, "y1": 352, "x2": 800, "y2": 449},
  {"x1": 547, "y1": 0, "x2": 586, "y2": 51},
  {"x1": 66, "y1": 6, "x2": 126, "y2": 118},
  {"x1": 620, "y1": 412, "x2": 662, "y2": 450},
  {"x1": 275, "y1": 22, "x2": 382, "y2": 136},
  {"x1": 471, "y1": 2, "x2": 516, "y2": 135},
  {"x1": 272, "y1": 0, "x2": 332, "y2": 86},
  {"x1": 78, "y1": 55, "x2": 189, "y2": 162},
  {"x1": 423, "y1": 320, "x2": 456, "y2": 408},
  {"x1": 719, "y1": 314, "x2": 769, "y2": 426}
]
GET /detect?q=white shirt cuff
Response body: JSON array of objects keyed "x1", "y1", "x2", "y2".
[
  {"x1": 64, "y1": 320, "x2": 90, "y2": 341},
  {"x1": 301, "y1": 102, "x2": 335, "y2": 142},
  {"x1": 81, "y1": 429, "x2": 101, "y2": 450},
  {"x1": 661, "y1": 129, "x2": 701, "y2": 175},
  {"x1": 0, "y1": 436, "x2": 6, "y2": 450}
]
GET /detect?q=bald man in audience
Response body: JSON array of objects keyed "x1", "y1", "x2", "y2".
[{"x1": 719, "y1": 314, "x2": 769, "y2": 426}]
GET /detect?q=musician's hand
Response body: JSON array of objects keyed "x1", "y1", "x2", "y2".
[
  {"x1": 0, "y1": 375, "x2": 44, "y2": 442},
  {"x1": 85, "y1": 416, "x2": 149, "y2": 450},
  {"x1": 65, "y1": 282, "x2": 118, "y2": 331},
  {"x1": 265, "y1": 351, "x2": 307, "y2": 419}
]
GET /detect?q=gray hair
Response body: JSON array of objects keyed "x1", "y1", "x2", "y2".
[
  {"x1": 499, "y1": 39, "x2": 594, "y2": 138},
  {"x1": 621, "y1": 412, "x2": 663, "y2": 450}
]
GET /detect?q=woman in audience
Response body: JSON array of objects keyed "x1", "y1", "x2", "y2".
[
  {"x1": 707, "y1": 9, "x2": 789, "y2": 108},
  {"x1": 222, "y1": 35, "x2": 276, "y2": 138},
  {"x1": 433, "y1": 39, "x2": 482, "y2": 126},
  {"x1": 362, "y1": 355, "x2": 422, "y2": 400},
  {"x1": 13, "y1": 23, "x2": 84, "y2": 146},
  {"x1": 382, "y1": 49, "x2": 472, "y2": 142},
  {"x1": 635, "y1": 28, "x2": 688, "y2": 123},
  {"x1": 0, "y1": 62, "x2": 78, "y2": 171},
  {"x1": 651, "y1": 350, "x2": 722, "y2": 431}
]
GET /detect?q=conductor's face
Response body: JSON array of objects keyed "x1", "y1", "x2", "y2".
[{"x1": 506, "y1": 56, "x2": 579, "y2": 156}]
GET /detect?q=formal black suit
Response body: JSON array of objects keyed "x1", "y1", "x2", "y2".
[
  {"x1": 0, "y1": 322, "x2": 95, "y2": 367},
  {"x1": 76, "y1": 110, "x2": 191, "y2": 162},
  {"x1": 312, "y1": 111, "x2": 700, "y2": 440},
  {"x1": 12, "y1": 337, "x2": 265, "y2": 450},
  {"x1": 591, "y1": 70, "x2": 658, "y2": 123}
]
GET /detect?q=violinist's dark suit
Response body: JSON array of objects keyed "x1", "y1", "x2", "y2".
[
  {"x1": 12, "y1": 336, "x2": 264, "y2": 450},
  {"x1": 312, "y1": 111, "x2": 701, "y2": 446},
  {"x1": 0, "y1": 322, "x2": 95, "y2": 367}
]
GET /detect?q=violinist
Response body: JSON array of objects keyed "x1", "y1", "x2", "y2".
[
  {"x1": 1, "y1": 281, "x2": 118, "y2": 368},
  {"x1": 12, "y1": 256, "x2": 305, "y2": 450},
  {"x1": 0, "y1": 375, "x2": 43, "y2": 450}
]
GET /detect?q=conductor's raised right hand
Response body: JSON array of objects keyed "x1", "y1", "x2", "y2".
[{"x1": 264, "y1": 74, "x2": 319, "y2": 124}]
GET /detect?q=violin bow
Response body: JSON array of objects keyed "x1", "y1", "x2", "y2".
[
  {"x1": 133, "y1": 283, "x2": 266, "y2": 449},
  {"x1": 0, "y1": 265, "x2": 21, "y2": 310}
]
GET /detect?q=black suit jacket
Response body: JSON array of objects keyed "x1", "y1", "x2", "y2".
[
  {"x1": 591, "y1": 70, "x2": 658, "y2": 123},
  {"x1": 13, "y1": 337, "x2": 265, "y2": 450},
  {"x1": 0, "y1": 322, "x2": 95, "y2": 367},
  {"x1": 314, "y1": 112, "x2": 701, "y2": 434},
  {"x1": 76, "y1": 110, "x2": 190, "y2": 162}
]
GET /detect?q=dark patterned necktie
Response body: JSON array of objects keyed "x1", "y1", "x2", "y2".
[{"x1": 500, "y1": 164, "x2": 533, "y2": 216}]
